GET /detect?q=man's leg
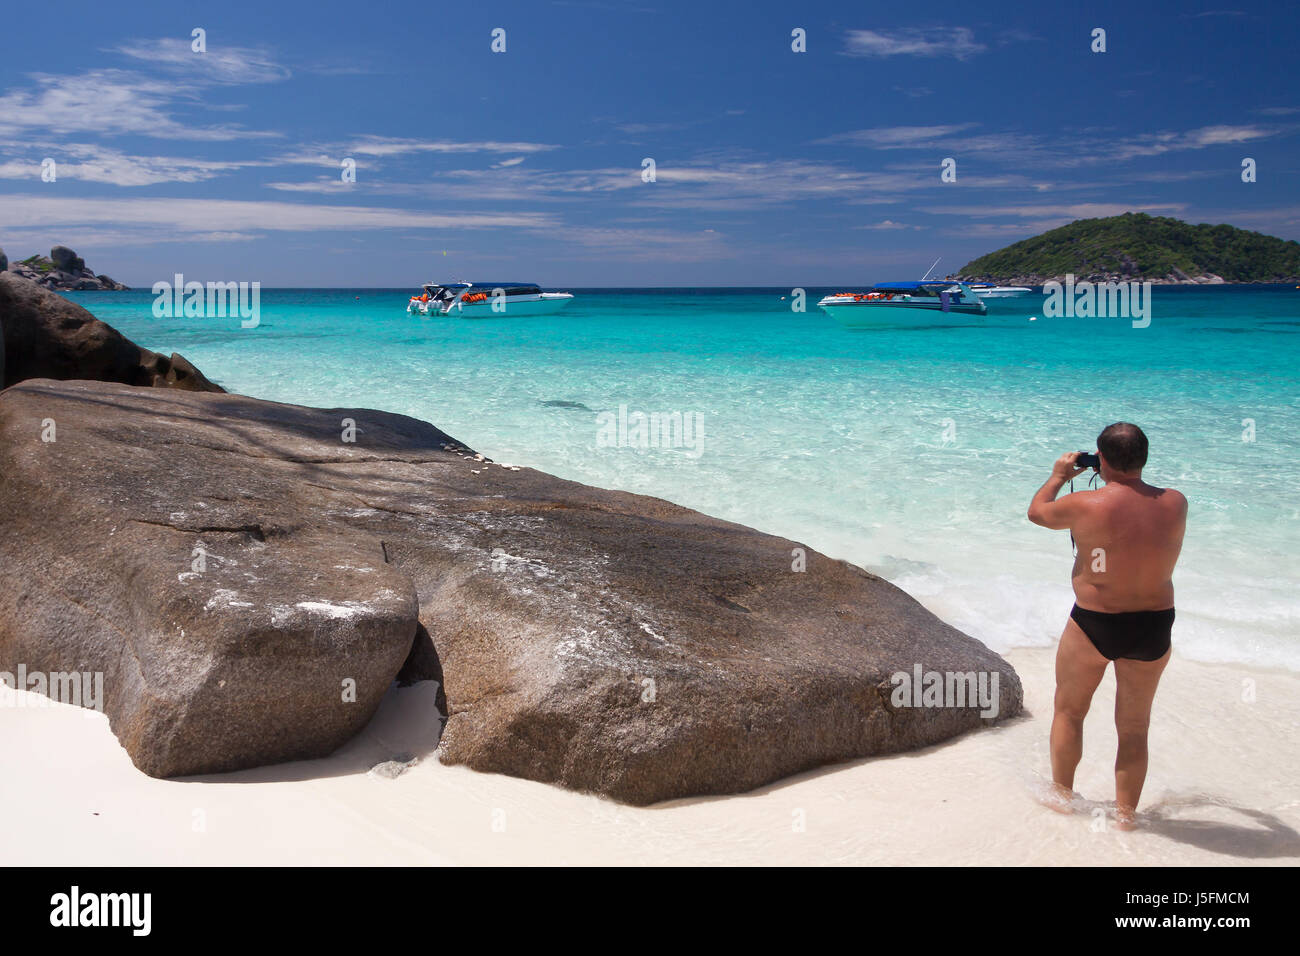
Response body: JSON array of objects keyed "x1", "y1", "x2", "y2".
[
  {"x1": 1112, "y1": 646, "x2": 1171, "y2": 828},
  {"x1": 1048, "y1": 618, "x2": 1109, "y2": 809}
]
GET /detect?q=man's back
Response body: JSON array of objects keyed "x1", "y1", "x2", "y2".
[{"x1": 1069, "y1": 480, "x2": 1187, "y2": 612}]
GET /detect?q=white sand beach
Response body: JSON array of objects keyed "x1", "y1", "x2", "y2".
[{"x1": 3, "y1": 647, "x2": 1296, "y2": 866}]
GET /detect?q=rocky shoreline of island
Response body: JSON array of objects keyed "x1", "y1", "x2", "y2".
[
  {"x1": 954, "y1": 270, "x2": 1300, "y2": 287},
  {"x1": 1, "y1": 245, "x2": 128, "y2": 291}
]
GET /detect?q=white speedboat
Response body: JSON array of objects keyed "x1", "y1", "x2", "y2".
[
  {"x1": 964, "y1": 282, "x2": 1032, "y2": 298},
  {"x1": 407, "y1": 281, "x2": 574, "y2": 317},
  {"x1": 913, "y1": 258, "x2": 1031, "y2": 298},
  {"x1": 818, "y1": 281, "x2": 987, "y2": 326}
]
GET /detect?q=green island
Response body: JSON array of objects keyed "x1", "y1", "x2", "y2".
[{"x1": 958, "y1": 212, "x2": 1300, "y2": 284}]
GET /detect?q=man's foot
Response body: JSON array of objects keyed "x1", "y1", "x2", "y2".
[
  {"x1": 1115, "y1": 804, "x2": 1139, "y2": 830},
  {"x1": 1039, "y1": 782, "x2": 1077, "y2": 815}
]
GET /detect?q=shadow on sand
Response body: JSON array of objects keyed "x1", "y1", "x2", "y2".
[{"x1": 1139, "y1": 795, "x2": 1300, "y2": 860}]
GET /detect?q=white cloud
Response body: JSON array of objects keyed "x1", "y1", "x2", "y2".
[
  {"x1": 339, "y1": 136, "x2": 558, "y2": 157},
  {"x1": 1186, "y1": 124, "x2": 1270, "y2": 146},
  {"x1": 539, "y1": 224, "x2": 731, "y2": 261},
  {"x1": 0, "y1": 145, "x2": 267, "y2": 186},
  {"x1": 613, "y1": 121, "x2": 687, "y2": 134},
  {"x1": 264, "y1": 179, "x2": 354, "y2": 192},
  {"x1": 257, "y1": 157, "x2": 944, "y2": 210},
  {"x1": 855, "y1": 219, "x2": 922, "y2": 230},
  {"x1": 113, "y1": 38, "x2": 291, "y2": 84},
  {"x1": 819, "y1": 121, "x2": 1281, "y2": 172},
  {"x1": 0, "y1": 227, "x2": 262, "y2": 248},
  {"x1": 0, "y1": 69, "x2": 279, "y2": 140},
  {"x1": 1100, "y1": 125, "x2": 1275, "y2": 160},
  {"x1": 0, "y1": 38, "x2": 292, "y2": 141},
  {"x1": 819, "y1": 124, "x2": 977, "y2": 147},
  {"x1": 842, "y1": 28, "x2": 986, "y2": 60},
  {"x1": 923, "y1": 202, "x2": 1186, "y2": 219},
  {"x1": 0, "y1": 194, "x2": 559, "y2": 233}
]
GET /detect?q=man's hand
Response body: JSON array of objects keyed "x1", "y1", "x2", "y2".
[{"x1": 1052, "y1": 451, "x2": 1087, "y2": 482}]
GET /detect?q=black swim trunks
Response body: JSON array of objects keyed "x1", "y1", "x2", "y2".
[{"x1": 1070, "y1": 604, "x2": 1174, "y2": 662}]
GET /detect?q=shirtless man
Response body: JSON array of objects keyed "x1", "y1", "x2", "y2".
[{"x1": 1027, "y1": 422, "x2": 1187, "y2": 829}]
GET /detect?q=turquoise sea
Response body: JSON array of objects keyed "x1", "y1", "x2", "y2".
[{"x1": 69, "y1": 286, "x2": 1300, "y2": 671}]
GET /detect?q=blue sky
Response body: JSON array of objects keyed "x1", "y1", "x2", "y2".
[{"x1": 1, "y1": 0, "x2": 1296, "y2": 286}]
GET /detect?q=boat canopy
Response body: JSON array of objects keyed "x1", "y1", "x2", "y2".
[
  {"x1": 869, "y1": 281, "x2": 966, "y2": 291},
  {"x1": 425, "y1": 281, "x2": 542, "y2": 295}
]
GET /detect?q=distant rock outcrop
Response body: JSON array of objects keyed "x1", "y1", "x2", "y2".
[
  {"x1": 0, "y1": 377, "x2": 1022, "y2": 801},
  {"x1": 0, "y1": 272, "x2": 221, "y2": 392},
  {"x1": 5, "y1": 246, "x2": 128, "y2": 291}
]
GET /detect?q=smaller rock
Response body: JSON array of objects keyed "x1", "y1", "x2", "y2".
[{"x1": 368, "y1": 754, "x2": 418, "y2": 779}]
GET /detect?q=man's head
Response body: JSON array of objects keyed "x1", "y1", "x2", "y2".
[{"x1": 1097, "y1": 422, "x2": 1148, "y2": 477}]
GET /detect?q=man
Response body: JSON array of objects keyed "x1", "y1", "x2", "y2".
[{"x1": 1027, "y1": 423, "x2": 1187, "y2": 829}]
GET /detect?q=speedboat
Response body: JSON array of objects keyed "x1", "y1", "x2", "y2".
[
  {"x1": 963, "y1": 282, "x2": 1032, "y2": 298},
  {"x1": 912, "y1": 258, "x2": 1030, "y2": 298},
  {"x1": 407, "y1": 281, "x2": 574, "y2": 317},
  {"x1": 818, "y1": 281, "x2": 987, "y2": 326}
]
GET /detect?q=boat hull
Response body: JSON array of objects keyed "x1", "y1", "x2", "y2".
[
  {"x1": 819, "y1": 300, "x2": 987, "y2": 327},
  {"x1": 969, "y1": 286, "x2": 1032, "y2": 298},
  {"x1": 411, "y1": 293, "x2": 575, "y2": 318}
]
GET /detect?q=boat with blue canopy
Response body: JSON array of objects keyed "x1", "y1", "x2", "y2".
[
  {"x1": 407, "y1": 281, "x2": 574, "y2": 317},
  {"x1": 817, "y1": 281, "x2": 988, "y2": 326}
]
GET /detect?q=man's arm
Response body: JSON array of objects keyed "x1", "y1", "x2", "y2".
[{"x1": 1027, "y1": 452, "x2": 1088, "y2": 530}]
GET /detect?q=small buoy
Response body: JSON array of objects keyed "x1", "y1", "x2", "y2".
[{"x1": 1029, "y1": 316, "x2": 1037, "y2": 321}]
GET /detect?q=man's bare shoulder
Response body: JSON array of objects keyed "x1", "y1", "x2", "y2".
[{"x1": 1152, "y1": 485, "x2": 1188, "y2": 511}]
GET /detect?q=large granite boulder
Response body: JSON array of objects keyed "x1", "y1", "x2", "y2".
[
  {"x1": 0, "y1": 272, "x2": 220, "y2": 392},
  {"x1": 0, "y1": 379, "x2": 1021, "y2": 801},
  {"x1": 50, "y1": 245, "x2": 85, "y2": 274}
]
